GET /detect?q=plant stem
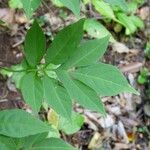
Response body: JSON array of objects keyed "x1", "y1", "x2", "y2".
[{"x1": 0, "y1": 66, "x2": 36, "y2": 73}]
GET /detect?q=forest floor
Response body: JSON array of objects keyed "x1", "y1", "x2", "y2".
[{"x1": 0, "y1": 1, "x2": 150, "y2": 150}]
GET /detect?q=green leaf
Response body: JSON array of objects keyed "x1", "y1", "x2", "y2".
[
  {"x1": 104, "y1": 0, "x2": 128, "y2": 12},
  {"x1": 84, "y1": 19, "x2": 114, "y2": 42},
  {"x1": 56, "y1": 70, "x2": 106, "y2": 115},
  {"x1": 51, "y1": 0, "x2": 64, "y2": 7},
  {"x1": 11, "y1": 59, "x2": 29, "y2": 89},
  {"x1": 62, "y1": 36, "x2": 109, "y2": 68},
  {"x1": 59, "y1": 112, "x2": 84, "y2": 135},
  {"x1": 129, "y1": 15, "x2": 144, "y2": 29},
  {"x1": 21, "y1": 0, "x2": 41, "y2": 18},
  {"x1": 59, "y1": 0, "x2": 80, "y2": 17},
  {"x1": 42, "y1": 75, "x2": 72, "y2": 120},
  {"x1": 116, "y1": 12, "x2": 137, "y2": 35},
  {"x1": 0, "y1": 135, "x2": 23, "y2": 150},
  {"x1": 0, "y1": 109, "x2": 52, "y2": 138},
  {"x1": 0, "y1": 136, "x2": 18, "y2": 150},
  {"x1": 127, "y1": 2, "x2": 138, "y2": 14},
  {"x1": 22, "y1": 133, "x2": 48, "y2": 149},
  {"x1": 9, "y1": 0, "x2": 23, "y2": 9},
  {"x1": 21, "y1": 72, "x2": 43, "y2": 112},
  {"x1": 45, "y1": 19, "x2": 84, "y2": 65},
  {"x1": 0, "y1": 141, "x2": 10, "y2": 150},
  {"x1": 71, "y1": 63, "x2": 139, "y2": 96},
  {"x1": 92, "y1": 0, "x2": 116, "y2": 20},
  {"x1": 24, "y1": 20, "x2": 46, "y2": 67},
  {"x1": 26, "y1": 138, "x2": 76, "y2": 150}
]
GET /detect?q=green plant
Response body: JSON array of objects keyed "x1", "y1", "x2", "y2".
[
  {"x1": 86, "y1": 0, "x2": 144, "y2": 35},
  {"x1": 0, "y1": 18, "x2": 139, "y2": 149},
  {"x1": 49, "y1": 0, "x2": 144, "y2": 41},
  {"x1": 1, "y1": 0, "x2": 140, "y2": 149},
  {"x1": 138, "y1": 67, "x2": 149, "y2": 84},
  {"x1": 145, "y1": 42, "x2": 150, "y2": 59}
]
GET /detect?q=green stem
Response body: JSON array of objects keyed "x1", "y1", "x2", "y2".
[{"x1": 0, "y1": 66, "x2": 36, "y2": 73}]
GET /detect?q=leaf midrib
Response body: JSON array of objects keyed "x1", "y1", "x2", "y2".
[{"x1": 68, "y1": 41, "x2": 103, "y2": 68}]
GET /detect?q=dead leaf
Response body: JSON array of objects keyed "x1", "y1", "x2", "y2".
[
  {"x1": 112, "y1": 42, "x2": 130, "y2": 53},
  {"x1": 119, "y1": 62, "x2": 143, "y2": 73},
  {"x1": 0, "y1": 8, "x2": 15, "y2": 24}
]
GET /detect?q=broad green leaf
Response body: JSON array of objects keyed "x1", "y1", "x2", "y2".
[
  {"x1": 0, "y1": 135, "x2": 24, "y2": 150},
  {"x1": 104, "y1": 0, "x2": 127, "y2": 12},
  {"x1": 59, "y1": 112, "x2": 84, "y2": 135},
  {"x1": 0, "y1": 136, "x2": 18, "y2": 150},
  {"x1": 42, "y1": 75, "x2": 72, "y2": 120},
  {"x1": 21, "y1": 72, "x2": 43, "y2": 112},
  {"x1": 130, "y1": 15, "x2": 144, "y2": 29},
  {"x1": 9, "y1": 0, "x2": 23, "y2": 9},
  {"x1": 71, "y1": 63, "x2": 139, "y2": 96},
  {"x1": 21, "y1": 0, "x2": 41, "y2": 18},
  {"x1": 62, "y1": 36, "x2": 109, "y2": 68},
  {"x1": 56, "y1": 70, "x2": 106, "y2": 115},
  {"x1": 0, "y1": 141, "x2": 10, "y2": 150},
  {"x1": 84, "y1": 19, "x2": 114, "y2": 42},
  {"x1": 24, "y1": 20, "x2": 46, "y2": 67},
  {"x1": 0, "y1": 109, "x2": 52, "y2": 138},
  {"x1": 92, "y1": 0, "x2": 116, "y2": 20},
  {"x1": 22, "y1": 133, "x2": 48, "y2": 149},
  {"x1": 59, "y1": 0, "x2": 80, "y2": 16},
  {"x1": 27, "y1": 138, "x2": 76, "y2": 150},
  {"x1": 45, "y1": 19, "x2": 84, "y2": 65},
  {"x1": 116, "y1": 12, "x2": 137, "y2": 35}
]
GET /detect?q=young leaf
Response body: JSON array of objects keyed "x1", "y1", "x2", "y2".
[
  {"x1": 59, "y1": 0, "x2": 80, "y2": 17},
  {"x1": 56, "y1": 70, "x2": 106, "y2": 115},
  {"x1": 116, "y1": 13, "x2": 137, "y2": 35},
  {"x1": 62, "y1": 36, "x2": 109, "y2": 68},
  {"x1": 45, "y1": 19, "x2": 84, "y2": 65},
  {"x1": 104, "y1": 0, "x2": 128, "y2": 12},
  {"x1": 9, "y1": 0, "x2": 23, "y2": 9},
  {"x1": 42, "y1": 75, "x2": 72, "y2": 120},
  {"x1": 92, "y1": 0, "x2": 116, "y2": 20},
  {"x1": 21, "y1": 0, "x2": 41, "y2": 18},
  {"x1": 129, "y1": 15, "x2": 144, "y2": 29},
  {"x1": 20, "y1": 72, "x2": 43, "y2": 112},
  {"x1": 26, "y1": 138, "x2": 76, "y2": 150},
  {"x1": 0, "y1": 109, "x2": 52, "y2": 138},
  {"x1": 24, "y1": 20, "x2": 46, "y2": 67},
  {"x1": 84, "y1": 19, "x2": 114, "y2": 42},
  {"x1": 71, "y1": 63, "x2": 139, "y2": 96},
  {"x1": 59, "y1": 112, "x2": 84, "y2": 135}
]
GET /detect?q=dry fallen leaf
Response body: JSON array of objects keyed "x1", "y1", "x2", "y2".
[
  {"x1": 112, "y1": 42, "x2": 130, "y2": 53},
  {"x1": 119, "y1": 62, "x2": 143, "y2": 73},
  {"x1": 0, "y1": 8, "x2": 15, "y2": 24}
]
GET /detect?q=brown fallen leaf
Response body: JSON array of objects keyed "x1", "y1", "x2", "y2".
[
  {"x1": 119, "y1": 62, "x2": 143, "y2": 73},
  {"x1": 112, "y1": 42, "x2": 130, "y2": 53},
  {"x1": 0, "y1": 8, "x2": 15, "y2": 24},
  {"x1": 113, "y1": 143, "x2": 130, "y2": 150}
]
